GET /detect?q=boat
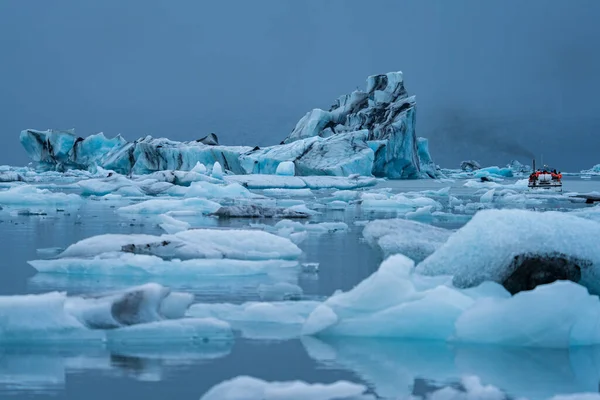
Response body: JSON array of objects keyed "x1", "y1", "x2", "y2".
[{"x1": 528, "y1": 159, "x2": 562, "y2": 192}]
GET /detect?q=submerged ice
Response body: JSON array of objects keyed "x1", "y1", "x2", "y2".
[{"x1": 20, "y1": 71, "x2": 437, "y2": 179}]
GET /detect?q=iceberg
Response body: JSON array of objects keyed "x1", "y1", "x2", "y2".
[
  {"x1": 581, "y1": 164, "x2": 600, "y2": 175},
  {"x1": 28, "y1": 229, "x2": 302, "y2": 277},
  {"x1": 0, "y1": 184, "x2": 83, "y2": 208},
  {"x1": 20, "y1": 72, "x2": 437, "y2": 179},
  {"x1": 362, "y1": 219, "x2": 452, "y2": 261},
  {"x1": 416, "y1": 209, "x2": 600, "y2": 294},
  {"x1": 301, "y1": 253, "x2": 600, "y2": 347},
  {"x1": 460, "y1": 160, "x2": 482, "y2": 171}
]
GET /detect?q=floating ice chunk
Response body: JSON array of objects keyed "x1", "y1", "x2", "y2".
[
  {"x1": 329, "y1": 190, "x2": 360, "y2": 202},
  {"x1": 65, "y1": 283, "x2": 194, "y2": 329},
  {"x1": 210, "y1": 204, "x2": 310, "y2": 218},
  {"x1": 225, "y1": 175, "x2": 307, "y2": 189},
  {"x1": 188, "y1": 300, "x2": 320, "y2": 340},
  {"x1": 327, "y1": 200, "x2": 349, "y2": 210},
  {"x1": 361, "y1": 193, "x2": 443, "y2": 213},
  {"x1": 191, "y1": 161, "x2": 207, "y2": 174},
  {"x1": 254, "y1": 220, "x2": 348, "y2": 238},
  {"x1": 275, "y1": 161, "x2": 295, "y2": 176},
  {"x1": 425, "y1": 376, "x2": 506, "y2": 400},
  {"x1": 480, "y1": 189, "x2": 495, "y2": 203},
  {"x1": 182, "y1": 181, "x2": 259, "y2": 199},
  {"x1": 301, "y1": 176, "x2": 377, "y2": 190},
  {"x1": 211, "y1": 162, "x2": 224, "y2": 179},
  {"x1": 453, "y1": 281, "x2": 600, "y2": 347},
  {"x1": 302, "y1": 254, "x2": 600, "y2": 347},
  {"x1": 224, "y1": 175, "x2": 376, "y2": 190},
  {"x1": 416, "y1": 209, "x2": 600, "y2": 294},
  {"x1": 157, "y1": 214, "x2": 190, "y2": 234},
  {"x1": 0, "y1": 284, "x2": 225, "y2": 345},
  {"x1": 262, "y1": 188, "x2": 313, "y2": 197},
  {"x1": 405, "y1": 205, "x2": 435, "y2": 220},
  {"x1": 30, "y1": 255, "x2": 299, "y2": 278},
  {"x1": 0, "y1": 185, "x2": 82, "y2": 208},
  {"x1": 78, "y1": 175, "x2": 135, "y2": 196},
  {"x1": 0, "y1": 171, "x2": 24, "y2": 182},
  {"x1": 0, "y1": 291, "x2": 96, "y2": 343},
  {"x1": 362, "y1": 219, "x2": 452, "y2": 261},
  {"x1": 50, "y1": 229, "x2": 302, "y2": 261},
  {"x1": 287, "y1": 204, "x2": 320, "y2": 216},
  {"x1": 189, "y1": 301, "x2": 318, "y2": 325},
  {"x1": 105, "y1": 318, "x2": 232, "y2": 345},
  {"x1": 199, "y1": 376, "x2": 370, "y2": 400},
  {"x1": 302, "y1": 256, "x2": 451, "y2": 338},
  {"x1": 117, "y1": 198, "x2": 222, "y2": 215}
]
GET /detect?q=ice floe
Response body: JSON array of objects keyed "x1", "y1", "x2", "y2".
[
  {"x1": 199, "y1": 376, "x2": 371, "y2": 400},
  {"x1": 0, "y1": 184, "x2": 82, "y2": 208},
  {"x1": 28, "y1": 229, "x2": 302, "y2": 277},
  {"x1": 188, "y1": 300, "x2": 320, "y2": 340}
]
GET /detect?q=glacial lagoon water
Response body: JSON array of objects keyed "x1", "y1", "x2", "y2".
[{"x1": 1, "y1": 176, "x2": 600, "y2": 399}]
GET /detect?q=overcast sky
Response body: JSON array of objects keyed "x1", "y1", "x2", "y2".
[{"x1": 1, "y1": 0, "x2": 599, "y2": 170}]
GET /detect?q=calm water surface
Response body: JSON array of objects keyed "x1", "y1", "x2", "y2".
[{"x1": 1, "y1": 176, "x2": 600, "y2": 399}]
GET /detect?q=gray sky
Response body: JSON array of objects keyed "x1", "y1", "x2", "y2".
[{"x1": 1, "y1": 0, "x2": 599, "y2": 171}]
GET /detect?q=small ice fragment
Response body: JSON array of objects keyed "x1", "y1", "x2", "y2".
[{"x1": 275, "y1": 161, "x2": 295, "y2": 176}]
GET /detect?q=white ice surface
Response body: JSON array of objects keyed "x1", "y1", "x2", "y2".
[
  {"x1": 29, "y1": 229, "x2": 302, "y2": 276},
  {"x1": 200, "y1": 376, "x2": 371, "y2": 400},
  {"x1": 416, "y1": 209, "x2": 600, "y2": 292}
]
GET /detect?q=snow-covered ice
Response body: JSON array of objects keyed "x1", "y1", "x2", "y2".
[{"x1": 416, "y1": 209, "x2": 600, "y2": 294}]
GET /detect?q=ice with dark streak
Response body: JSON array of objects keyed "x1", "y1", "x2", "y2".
[{"x1": 19, "y1": 71, "x2": 438, "y2": 179}]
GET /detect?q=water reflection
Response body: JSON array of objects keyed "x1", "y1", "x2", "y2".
[
  {"x1": 302, "y1": 337, "x2": 600, "y2": 400},
  {"x1": 0, "y1": 342, "x2": 232, "y2": 393}
]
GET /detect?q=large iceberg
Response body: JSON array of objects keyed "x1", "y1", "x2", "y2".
[{"x1": 20, "y1": 71, "x2": 437, "y2": 179}]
